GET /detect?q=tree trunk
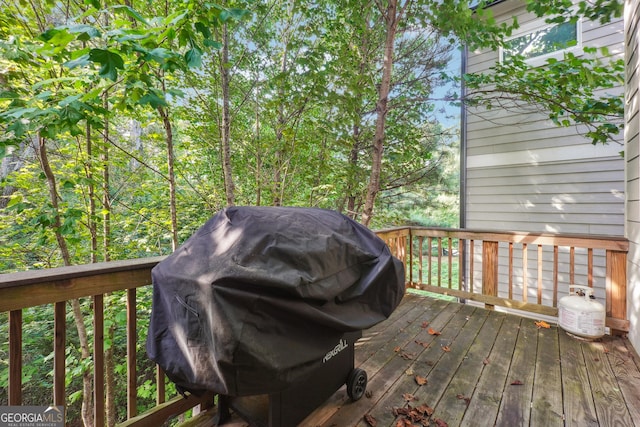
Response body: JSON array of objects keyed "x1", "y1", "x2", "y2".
[
  {"x1": 345, "y1": 124, "x2": 361, "y2": 219},
  {"x1": 220, "y1": 22, "x2": 236, "y2": 207},
  {"x1": 158, "y1": 105, "x2": 179, "y2": 251},
  {"x1": 37, "y1": 135, "x2": 94, "y2": 427},
  {"x1": 100, "y1": 94, "x2": 117, "y2": 427},
  {"x1": 362, "y1": 0, "x2": 399, "y2": 227},
  {"x1": 254, "y1": 73, "x2": 262, "y2": 206}
]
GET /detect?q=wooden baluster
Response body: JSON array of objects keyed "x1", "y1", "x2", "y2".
[
  {"x1": 448, "y1": 237, "x2": 453, "y2": 289},
  {"x1": 418, "y1": 236, "x2": 424, "y2": 285},
  {"x1": 428, "y1": 237, "x2": 433, "y2": 286},
  {"x1": 458, "y1": 238, "x2": 464, "y2": 291},
  {"x1": 157, "y1": 366, "x2": 165, "y2": 405},
  {"x1": 54, "y1": 302, "x2": 66, "y2": 406},
  {"x1": 537, "y1": 245, "x2": 543, "y2": 305},
  {"x1": 437, "y1": 238, "x2": 443, "y2": 287},
  {"x1": 469, "y1": 239, "x2": 474, "y2": 293},
  {"x1": 407, "y1": 234, "x2": 413, "y2": 285},
  {"x1": 588, "y1": 247, "x2": 594, "y2": 288},
  {"x1": 522, "y1": 243, "x2": 528, "y2": 303},
  {"x1": 9, "y1": 309, "x2": 22, "y2": 405},
  {"x1": 508, "y1": 242, "x2": 513, "y2": 300},
  {"x1": 94, "y1": 295, "x2": 105, "y2": 427},
  {"x1": 553, "y1": 246, "x2": 559, "y2": 307},
  {"x1": 127, "y1": 288, "x2": 137, "y2": 419},
  {"x1": 570, "y1": 247, "x2": 575, "y2": 285}
]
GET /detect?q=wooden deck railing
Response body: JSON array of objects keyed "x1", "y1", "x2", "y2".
[
  {"x1": 0, "y1": 227, "x2": 630, "y2": 426},
  {"x1": 377, "y1": 227, "x2": 629, "y2": 333}
]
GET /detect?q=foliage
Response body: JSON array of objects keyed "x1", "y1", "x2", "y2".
[
  {"x1": 463, "y1": 47, "x2": 625, "y2": 144},
  {"x1": 460, "y1": 0, "x2": 625, "y2": 145},
  {"x1": 0, "y1": 0, "x2": 626, "y2": 425}
]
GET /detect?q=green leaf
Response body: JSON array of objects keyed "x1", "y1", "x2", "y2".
[
  {"x1": 59, "y1": 94, "x2": 83, "y2": 107},
  {"x1": 220, "y1": 8, "x2": 249, "y2": 23},
  {"x1": 185, "y1": 48, "x2": 202, "y2": 68},
  {"x1": 194, "y1": 22, "x2": 212, "y2": 40},
  {"x1": 89, "y1": 49, "x2": 125, "y2": 81},
  {"x1": 64, "y1": 54, "x2": 91, "y2": 69},
  {"x1": 204, "y1": 39, "x2": 222, "y2": 49},
  {"x1": 6, "y1": 194, "x2": 23, "y2": 208},
  {"x1": 146, "y1": 48, "x2": 173, "y2": 63},
  {"x1": 1, "y1": 107, "x2": 38, "y2": 119},
  {"x1": 67, "y1": 24, "x2": 101, "y2": 41},
  {"x1": 84, "y1": 0, "x2": 100, "y2": 8},
  {"x1": 39, "y1": 28, "x2": 75, "y2": 50},
  {"x1": 0, "y1": 90, "x2": 20, "y2": 100},
  {"x1": 111, "y1": 5, "x2": 149, "y2": 25},
  {"x1": 139, "y1": 92, "x2": 167, "y2": 108}
]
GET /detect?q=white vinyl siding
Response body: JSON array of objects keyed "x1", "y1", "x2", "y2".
[
  {"x1": 464, "y1": 0, "x2": 625, "y2": 237},
  {"x1": 625, "y1": 0, "x2": 640, "y2": 353}
]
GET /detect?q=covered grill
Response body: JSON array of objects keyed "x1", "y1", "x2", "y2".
[{"x1": 146, "y1": 206, "x2": 405, "y2": 425}]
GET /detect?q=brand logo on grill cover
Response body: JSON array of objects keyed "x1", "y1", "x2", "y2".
[{"x1": 323, "y1": 338, "x2": 348, "y2": 363}]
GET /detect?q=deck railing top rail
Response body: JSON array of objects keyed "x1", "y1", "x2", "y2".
[{"x1": 376, "y1": 226, "x2": 629, "y2": 251}]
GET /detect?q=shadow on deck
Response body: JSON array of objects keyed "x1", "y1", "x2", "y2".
[{"x1": 202, "y1": 291, "x2": 640, "y2": 427}]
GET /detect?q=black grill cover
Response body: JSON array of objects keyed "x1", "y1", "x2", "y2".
[{"x1": 146, "y1": 206, "x2": 405, "y2": 396}]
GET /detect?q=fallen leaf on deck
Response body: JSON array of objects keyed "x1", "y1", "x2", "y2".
[
  {"x1": 415, "y1": 340, "x2": 429, "y2": 348},
  {"x1": 511, "y1": 380, "x2": 524, "y2": 385},
  {"x1": 403, "y1": 393, "x2": 417, "y2": 402},
  {"x1": 421, "y1": 321, "x2": 430, "y2": 328},
  {"x1": 365, "y1": 390, "x2": 373, "y2": 398},
  {"x1": 393, "y1": 404, "x2": 434, "y2": 426},
  {"x1": 394, "y1": 346, "x2": 402, "y2": 352},
  {"x1": 415, "y1": 404, "x2": 434, "y2": 416},
  {"x1": 434, "y1": 418, "x2": 449, "y2": 427},
  {"x1": 364, "y1": 414, "x2": 377, "y2": 426},
  {"x1": 392, "y1": 407, "x2": 410, "y2": 417},
  {"x1": 405, "y1": 368, "x2": 414, "y2": 375},
  {"x1": 415, "y1": 375, "x2": 428, "y2": 385},
  {"x1": 442, "y1": 345, "x2": 451, "y2": 352},
  {"x1": 428, "y1": 328, "x2": 442, "y2": 336},
  {"x1": 400, "y1": 352, "x2": 415, "y2": 360},
  {"x1": 483, "y1": 358, "x2": 490, "y2": 365},
  {"x1": 456, "y1": 394, "x2": 471, "y2": 405},
  {"x1": 535, "y1": 320, "x2": 551, "y2": 329}
]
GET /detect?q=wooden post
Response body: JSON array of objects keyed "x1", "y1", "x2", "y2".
[
  {"x1": 54, "y1": 302, "x2": 66, "y2": 406},
  {"x1": 127, "y1": 288, "x2": 138, "y2": 419},
  {"x1": 606, "y1": 250, "x2": 627, "y2": 335},
  {"x1": 94, "y1": 295, "x2": 105, "y2": 427},
  {"x1": 9, "y1": 310, "x2": 22, "y2": 405},
  {"x1": 483, "y1": 241, "x2": 499, "y2": 310}
]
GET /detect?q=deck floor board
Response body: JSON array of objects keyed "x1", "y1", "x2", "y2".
[{"x1": 208, "y1": 292, "x2": 640, "y2": 427}]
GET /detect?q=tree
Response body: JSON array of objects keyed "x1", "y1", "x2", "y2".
[{"x1": 1, "y1": 2, "x2": 626, "y2": 421}]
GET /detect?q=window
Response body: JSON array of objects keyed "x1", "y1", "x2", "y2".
[{"x1": 500, "y1": 20, "x2": 582, "y2": 65}]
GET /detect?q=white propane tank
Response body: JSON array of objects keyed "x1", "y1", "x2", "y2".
[{"x1": 558, "y1": 285, "x2": 606, "y2": 339}]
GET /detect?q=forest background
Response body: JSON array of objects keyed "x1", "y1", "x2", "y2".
[{"x1": 0, "y1": 0, "x2": 624, "y2": 425}]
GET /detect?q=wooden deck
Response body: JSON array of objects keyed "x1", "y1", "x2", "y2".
[{"x1": 207, "y1": 291, "x2": 640, "y2": 427}]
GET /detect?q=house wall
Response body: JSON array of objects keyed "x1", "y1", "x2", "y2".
[
  {"x1": 462, "y1": 0, "x2": 640, "y2": 342},
  {"x1": 625, "y1": 0, "x2": 640, "y2": 352},
  {"x1": 465, "y1": 0, "x2": 625, "y2": 236}
]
